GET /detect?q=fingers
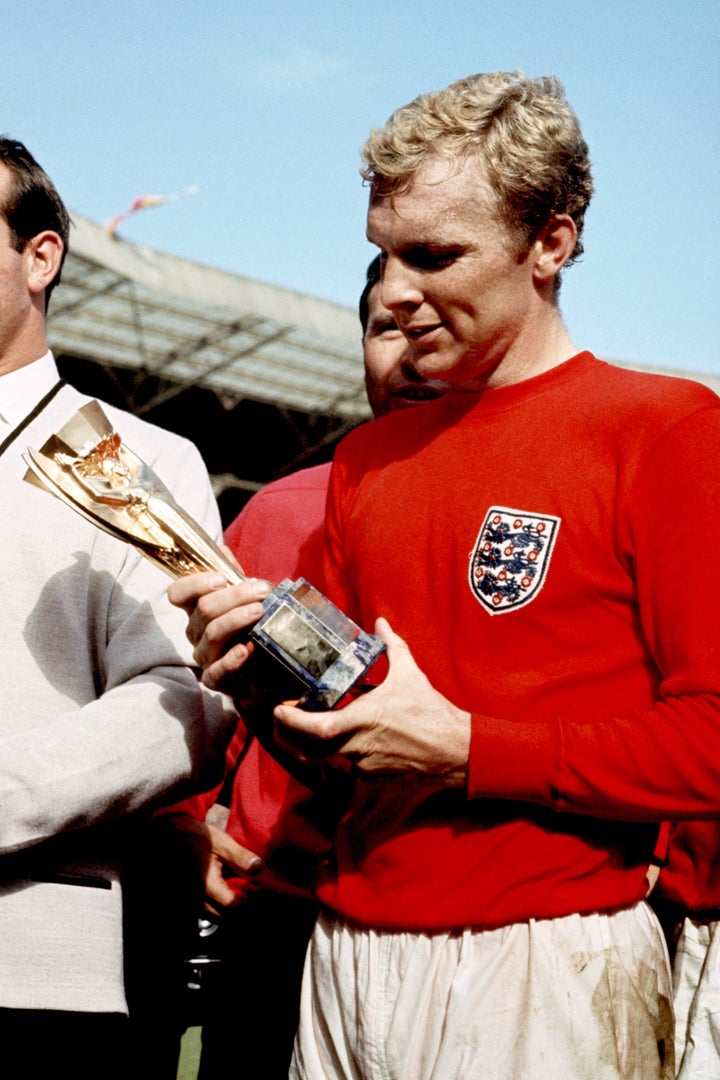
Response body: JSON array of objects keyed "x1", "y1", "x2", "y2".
[
  {"x1": 207, "y1": 825, "x2": 265, "y2": 877},
  {"x1": 375, "y1": 616, "x2": 410, "y2": 654},
  {"x1": 168, "y1": 571, "x2": 226, "y2": 613},
  {"x1": 192, "y1": 579, "x2": 271, "y2": 643},
  {"x1": 268, "y1": 617, "x2": 400, "y2": 762},
  {"x1": 201, "y1": 641, "x2": 255, "y2": 692},
  {"x1": 164, "y1": 816, "x2": 266, "y2": 909},
  {"x1": 272, "y1": 700, "x2": 353, "y2": 762},
  {"x1": 169, "y1": 574, "x2": 273, "y2": 673},
  {"x1": 190, "y1": 597, "x2": 263, "y2": 669},
  {"x1": 169, "y1": 574, "x2": 271, "y2": 626},
  {"x1": 205, "y1": 857, "x2": 246, "y2": 909},
  {"x1": 204, "y1": 827, "x2": 265, "y2": 909}
]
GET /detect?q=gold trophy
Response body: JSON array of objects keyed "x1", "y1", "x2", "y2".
[{"x1": 24, "y1": 400, "x2": 385, "y2": 709}]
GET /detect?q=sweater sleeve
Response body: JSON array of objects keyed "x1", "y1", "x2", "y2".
[
  {"x1": 468, "y1": 406, "x2": 720, "y2": 822},
  {"x1": 0, "y1": 432, "x2": 237, "y2": 855}
]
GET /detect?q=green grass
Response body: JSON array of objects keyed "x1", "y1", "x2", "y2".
[{"x1": 177, "y1": 1026, "x2": 202, "y2": 1080}]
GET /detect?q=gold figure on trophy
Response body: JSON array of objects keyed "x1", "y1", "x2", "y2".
[{"x1": 23, "y1": 399, "x2": 243, "y2": 584}]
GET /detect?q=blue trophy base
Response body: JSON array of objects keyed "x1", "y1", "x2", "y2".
[{"x1": 248, "y1": 577, "x2": 385, "y2": 710}]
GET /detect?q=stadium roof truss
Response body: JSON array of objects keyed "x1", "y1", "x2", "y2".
[
  {"x1": 47, "y1": 215, "x2": 370, "y2": 515},
  {"x1": 49, "y1": 214, "x2": 370, "y2": 420}
]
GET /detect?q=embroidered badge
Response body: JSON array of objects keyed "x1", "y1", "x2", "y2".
[{"x1": 469, "y1": 506, "x2": 561, "y2": 615}]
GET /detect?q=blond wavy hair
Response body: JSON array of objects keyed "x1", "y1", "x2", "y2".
[{"x1": 361, "y1": 71, "x2": 593, "y2": 264}]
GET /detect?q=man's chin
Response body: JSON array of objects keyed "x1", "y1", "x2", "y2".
[{"x1": 411, "y1": 356, "x2": 459, "y2": 381}]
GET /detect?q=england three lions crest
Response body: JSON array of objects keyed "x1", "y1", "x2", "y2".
[{"x1": 469, "y1": 507, "x2": 561, "y2": 615}]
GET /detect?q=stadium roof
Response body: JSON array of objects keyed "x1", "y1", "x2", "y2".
[
  {"x1": 48, "y1": 212, "x2": 370, "y2": 421},
  {"x1": 46, "y1": 213, "x2": 373, "y2": 523}
]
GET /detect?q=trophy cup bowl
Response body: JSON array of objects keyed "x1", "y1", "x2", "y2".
[{"x1": 23, "y1": 400, "x2": 385, "y2": 710}]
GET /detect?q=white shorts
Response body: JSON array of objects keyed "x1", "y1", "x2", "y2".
[
  {"x1": 673, "y1": 917, "x2": 720, "y2": 1078},
  {"x1": 290, "y1": 902, "x2": 673, "y2": 1080}
]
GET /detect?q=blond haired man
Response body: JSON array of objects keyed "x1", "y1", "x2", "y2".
[{"x1": 171, "y1": 73, "x2": 720, "y2": 1079}]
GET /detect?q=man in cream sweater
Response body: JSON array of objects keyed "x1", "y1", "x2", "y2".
[{"x1": 0, "y1": 136, "x2": 235, "y2": 1078}]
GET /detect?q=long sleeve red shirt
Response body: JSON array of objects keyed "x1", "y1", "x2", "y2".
[{"x1": 315, "y1": 353, "x2": 720, "y2": 930}]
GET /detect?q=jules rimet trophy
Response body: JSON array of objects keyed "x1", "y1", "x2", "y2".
[{"x1": 23, "y1": 400, "x2": 384, "y2": 709}]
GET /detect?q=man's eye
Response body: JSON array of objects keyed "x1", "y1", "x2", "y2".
[
  {"x1": 405, "y1": 248, "x2": 459, "y2": 270},
  {"x1": 369, "y1": 325, "x2": 402, "y2": 341}
]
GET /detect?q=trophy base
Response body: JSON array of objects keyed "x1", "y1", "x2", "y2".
[{"x1": 248, "y1": 578, "x2": 384, "y2": 710}]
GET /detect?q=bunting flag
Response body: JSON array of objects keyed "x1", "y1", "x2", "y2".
[{"x1": 104, "y1": 185, "x2": 199, "y2": 236}]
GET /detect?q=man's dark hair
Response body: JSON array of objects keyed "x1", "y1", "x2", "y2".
[
  {"x1": 358, "y1": 254, "x2": 382, "y2": 336},
  {"x1": 0, "y1": 136, "x2": 70, "y2": 305}
]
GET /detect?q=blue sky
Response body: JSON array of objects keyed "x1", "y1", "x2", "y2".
[{"x1": 3, "y1": 0, "x2": 719, "y2": 374}]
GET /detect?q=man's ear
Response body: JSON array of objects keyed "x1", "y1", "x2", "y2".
[
  {"x1": 532, "y1": 214, "x2": 577, "y2": 284},
  {"x1": 25, "y1": 230, "x2": 64, "y2": 298}
]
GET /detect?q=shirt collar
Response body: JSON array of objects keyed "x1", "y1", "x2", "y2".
[{"x1": 0, "y1": 352, "x2": 60, "y2": 428}]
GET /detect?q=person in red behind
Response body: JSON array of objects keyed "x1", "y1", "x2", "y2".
[
  {"x1": 157, "y1": 256, "x2": 448, "y2": 1079},
  {"x1": 169, "y1": 71, "x2": 720, "y2": 1080}
]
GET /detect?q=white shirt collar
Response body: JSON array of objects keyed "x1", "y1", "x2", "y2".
[{"x1": 0, "y1": 352, "x2": 60, "y2": 429}]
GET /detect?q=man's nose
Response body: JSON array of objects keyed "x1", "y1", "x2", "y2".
[{"x1": 381, "y1": 256, "x2": 423, "y2": 310}]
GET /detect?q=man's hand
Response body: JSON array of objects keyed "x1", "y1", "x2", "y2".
[
  {"x1": 168, "y1": 571, "x2": 272, "y2": 691},
  {"x1": 273, "y1": 618, "x2": 471, "y2": 788},
  {"x1": 160, "y1": 812, "x2": 265, "y2": 914},
  {"x1": 168, "y1": 570, "x2": 341, "y2": 791}
]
